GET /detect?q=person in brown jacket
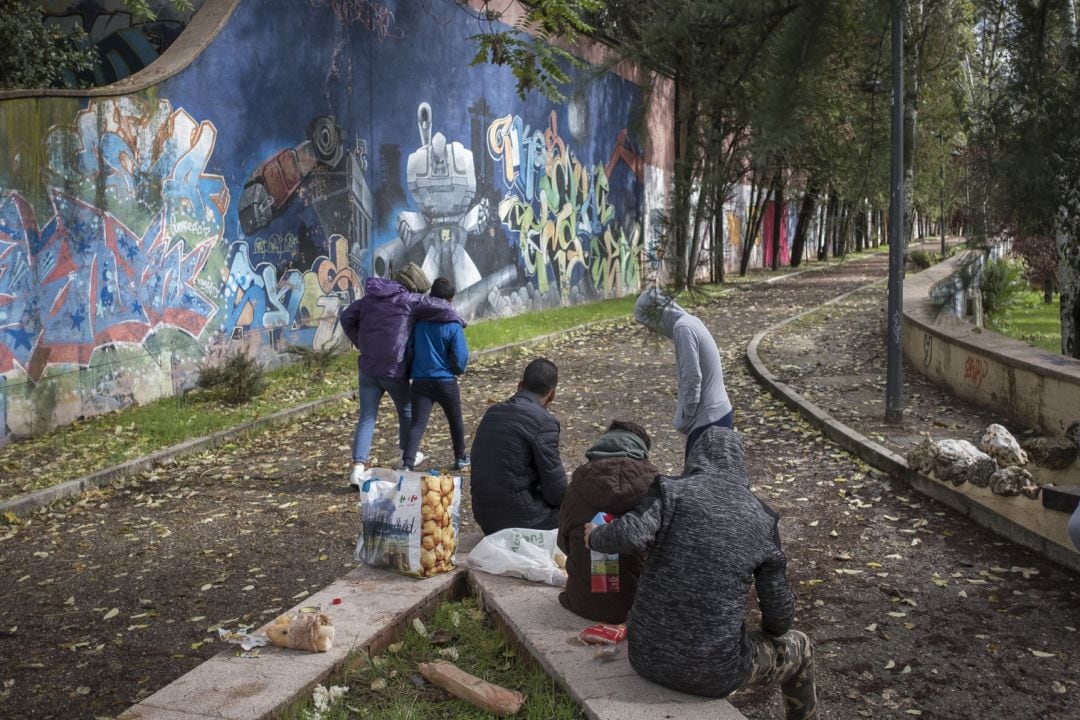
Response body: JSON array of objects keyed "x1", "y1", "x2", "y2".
[{"x1": 557, "y1": 420, "x2": 659, "y2": 623}]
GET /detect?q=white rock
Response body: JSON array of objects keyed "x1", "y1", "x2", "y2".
[{"x1": 980, "y1": 424, "x2": 1028, "y2": 467}]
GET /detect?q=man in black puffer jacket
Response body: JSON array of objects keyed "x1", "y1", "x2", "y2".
[
  {"x1": 586, "y1": 426, "x2": 818, "y2": 719},
  {"x1": 470, "y1": 358, "x2": 567, "y2": 534}
]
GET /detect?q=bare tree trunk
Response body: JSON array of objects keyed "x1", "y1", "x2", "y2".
[
  {"x1": 713, "y1": 186, "x2": 727, "y2": 283},
  {"x1": 740, "y1": 174, "x2": 770, "y2": 276},
  {"x1": 820, "y1": 191, "x2": 837, "y2": 261},
  {"x1": 771, "y1": 175, "x2": 784, "y2": 271},
  {"x1": 1059, "y1": 223, "x2": 1080, "y2": 358},
  {"x1": 837, "y1": 201, "x2": 852, "y2": 257},
  {"x1": 687, "y1": 175, "x2": 710, "y2": 288},
  {"x1": 790, "y1": 180, "x2": 818, "y2": 267}
]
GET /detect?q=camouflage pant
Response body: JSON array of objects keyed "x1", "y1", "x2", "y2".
[{"x1": 744, "y1": 629, "x2": 818, "y2": 720}]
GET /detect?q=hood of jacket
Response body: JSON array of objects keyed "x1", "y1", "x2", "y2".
[
  {"x1": 364, "y1": 276, "x2": 407, "y2": 299},
  {"x1": 585, "y1": 428, "x2": 649, "y2": 461},
  {"x1": 684, "y1": 426, "x2": 749, "y2": 488},
  {"x1": 634, "y1": 288, "x2": 686, "y2": 339}
]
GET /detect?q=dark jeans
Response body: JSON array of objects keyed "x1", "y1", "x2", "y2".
[
  {"x1": 403, "y1": 378, "x2": 466, "y2": 467},
  {"x1": 684, "y1": 410, "x2": 734, "y2": 459}
]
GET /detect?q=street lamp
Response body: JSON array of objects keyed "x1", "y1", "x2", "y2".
[
  {"x1": 885, "y1": 0, "x2": 904, "y2": 424},
  {"x1": 936, "y1": 131, "x2": 946, "y2": 256}
]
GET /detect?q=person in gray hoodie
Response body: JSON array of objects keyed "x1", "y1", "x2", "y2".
[
  {"x1": 585, "y1": 426, "x2": 817, "y2": 719},
  {"x1": 634, "y1": 288, "x2": 732, "y2": 458}
]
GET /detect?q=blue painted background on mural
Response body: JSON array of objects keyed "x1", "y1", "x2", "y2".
[{"x1": 0, "y1": 0, "x2": 647, "y2": 440}]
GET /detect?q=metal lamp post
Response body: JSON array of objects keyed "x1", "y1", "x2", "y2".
[
  {"x1": 885, "y1": 0, "x2": 905, "y2": 424},
  {"x1": 937, "y1": 131, "x2": 946, "y2": 255}
]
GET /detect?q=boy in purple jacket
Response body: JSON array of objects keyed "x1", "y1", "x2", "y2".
[{"x1": 338, "y1": 263, "x2": 463, "y2": 487}]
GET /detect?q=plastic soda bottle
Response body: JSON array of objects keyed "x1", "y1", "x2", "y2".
[{"x1": 590, "y1": 512, "x2": 620, "y2": 593}]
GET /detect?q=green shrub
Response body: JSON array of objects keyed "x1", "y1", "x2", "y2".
[
  {"x1": 284, "y1": 344, "x2": 338, "y2": 380},
  {"x1": 979, "y1": 256, "x2": 1027, "y2": 317},
  {"x1": 908, "y1": 249, "x2": 938, "y2": 270},
  {"x1": 197, "y1": 351, "x2": 267, "y2": 405}
]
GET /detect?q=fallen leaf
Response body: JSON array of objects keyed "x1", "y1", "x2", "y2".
[
  {"x1": 884, "y1": 659, "x2": 896, "y2": 669},
  {"x1": 412, "y1": 618, "x2": 428, "y2": 637},
  {"x1": 103, "y1": 608, "x2": 119, "y2": 620},
  {"x1": 371, "y1": 678, "x2": 387, "y2": 691},
  {"x1": 1028, "y1": 649, "x2": 1056, "y2": 658}
]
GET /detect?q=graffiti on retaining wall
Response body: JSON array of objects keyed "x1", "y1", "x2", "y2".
[
  {"x1": 964, "y1": 355, "x2": 989, "y2": 386},
  {"x1": 1, "y1": 97, "x2": 225, "y2": 382},
  {"x1": 487, "y1": 110, "x2": 642, "y2": 305},
  {"x1": 219, "y1": 233, "x2": 359, "y2": 351},
  {"x1": 0, "y1": 0, "x2": 653, "y2": 440}
]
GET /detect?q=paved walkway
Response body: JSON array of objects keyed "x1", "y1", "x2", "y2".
[{"x1": 2, "y1": 246, "x2": 1078, "y2": 719}]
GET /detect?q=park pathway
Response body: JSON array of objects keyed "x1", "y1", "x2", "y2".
[{"x1": 1, "y1": 251, "x2": 1076, "y2": 719}]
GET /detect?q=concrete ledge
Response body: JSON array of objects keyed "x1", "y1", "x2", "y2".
[
  {"x1": 117, "y1": 556, "x2": 749, "y2": 720},
  {"x1": 119, "y1": 565, "x2": 466, "y2": 720},
  {"x1": 747, "y1": 298, "x2": 1080, "y2": 576},
  {"x1": 903, "y1": 253, "x2": 1080, "y2": 436},
  {"x1": 467, "y1": 570, "x2": 747, "y2": 720}
]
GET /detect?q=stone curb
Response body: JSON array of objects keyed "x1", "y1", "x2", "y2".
[
  {"x1": 0, "y1": 316, "x2": 634, "y2": 519},
  {"x1": 745, "y1": 279, "x2": 1080, "y2": 576}
]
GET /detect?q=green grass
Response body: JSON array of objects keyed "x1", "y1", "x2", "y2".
[
  {"x1": 986, "y1": 289, "x2": 1063, "y2": 353},
  {"x1": 278, "y1": 597, "x2": 581, "y2": 720},
  {"x1": 463, "y1": 294, "x2": 639, "y2": 348}
]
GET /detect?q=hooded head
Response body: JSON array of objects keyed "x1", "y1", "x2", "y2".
[
  {"x1": 684, "y1": 426, "x2": 748, "y2": 487},
  {"x1": 634, "y1": 288, "x2": 686, "y2": 340},
  {"x1": 393, "y1": 262, "x2": 431, "y2": 294},
  {"x1": 585, "y1": 420, "x2": 651, "y2": 461}
]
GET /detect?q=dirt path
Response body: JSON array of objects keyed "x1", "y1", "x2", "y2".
[{"x1": 1, "y1": 253, "x2": 1076, "y2": 719}]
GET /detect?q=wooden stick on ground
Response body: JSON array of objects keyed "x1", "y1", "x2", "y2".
[{"x1": 418, "y1": 660, "x2": 524, "y2": 716}]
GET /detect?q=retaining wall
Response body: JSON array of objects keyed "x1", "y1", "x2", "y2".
[
  {"x1": 903, "y1": 251, "x2": 1080, "y2": 438},
  {"x1": 0, "y1": 0, "x2": 671, "y2": 441}
]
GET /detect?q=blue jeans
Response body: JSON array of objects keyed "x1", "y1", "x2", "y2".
[
  {"x1": 403, "y1": 378, "x2": 466, "y2": 468},
  {"x1": 352, "y1": 373, "x2": 411, "y2": 464}
]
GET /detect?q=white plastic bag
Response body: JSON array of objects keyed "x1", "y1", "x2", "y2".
[
  {"x1": 355, "y1": 469, "x2": 461, "y2": 578},
  {"x1": 467, "y1": 528, "x2": 567, "y2": 587}
]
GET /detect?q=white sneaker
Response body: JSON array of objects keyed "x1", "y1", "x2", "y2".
[{"x1": 349, "y1": 463, "x2": 369, "y2": 488}]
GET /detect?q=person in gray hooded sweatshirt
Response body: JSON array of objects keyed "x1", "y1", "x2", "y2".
[
  {"x1": 634, "y1": 288, "x2": 732, "y2": 457},
  {"x1": 585, "y1": 426, "x2": 817, "y2": 719}
]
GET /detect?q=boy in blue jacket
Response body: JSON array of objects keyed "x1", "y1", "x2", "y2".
[{"x1": 402, "y1": 277, "x2": 470, "y2": 471}]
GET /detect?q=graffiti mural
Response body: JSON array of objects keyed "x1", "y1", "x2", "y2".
[
  {"x1": 1, "y1": 97, "x2": 225, "y2": 381},
  {"x1": 487, "y1": 110, "x2": 643, "y2": 307},
  {"x1": 1, "y1": 0, "x2": 658, "y2": 440}
]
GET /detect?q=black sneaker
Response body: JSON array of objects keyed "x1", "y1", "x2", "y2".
[{"x1": 452, "y1": 455, "x2": 471, "y2": 471}]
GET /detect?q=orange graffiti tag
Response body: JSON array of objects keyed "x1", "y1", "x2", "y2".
[{"x1": 963, "y1": 356, "x2": 989, "y2": 386}]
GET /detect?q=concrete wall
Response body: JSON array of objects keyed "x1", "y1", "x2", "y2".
[
  {"x1": 0, "y1": 0, "x2": 671, "y2": 441},
  {"x1": 903, "y1": 252, "x2": 1080, "y2": 437}
]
